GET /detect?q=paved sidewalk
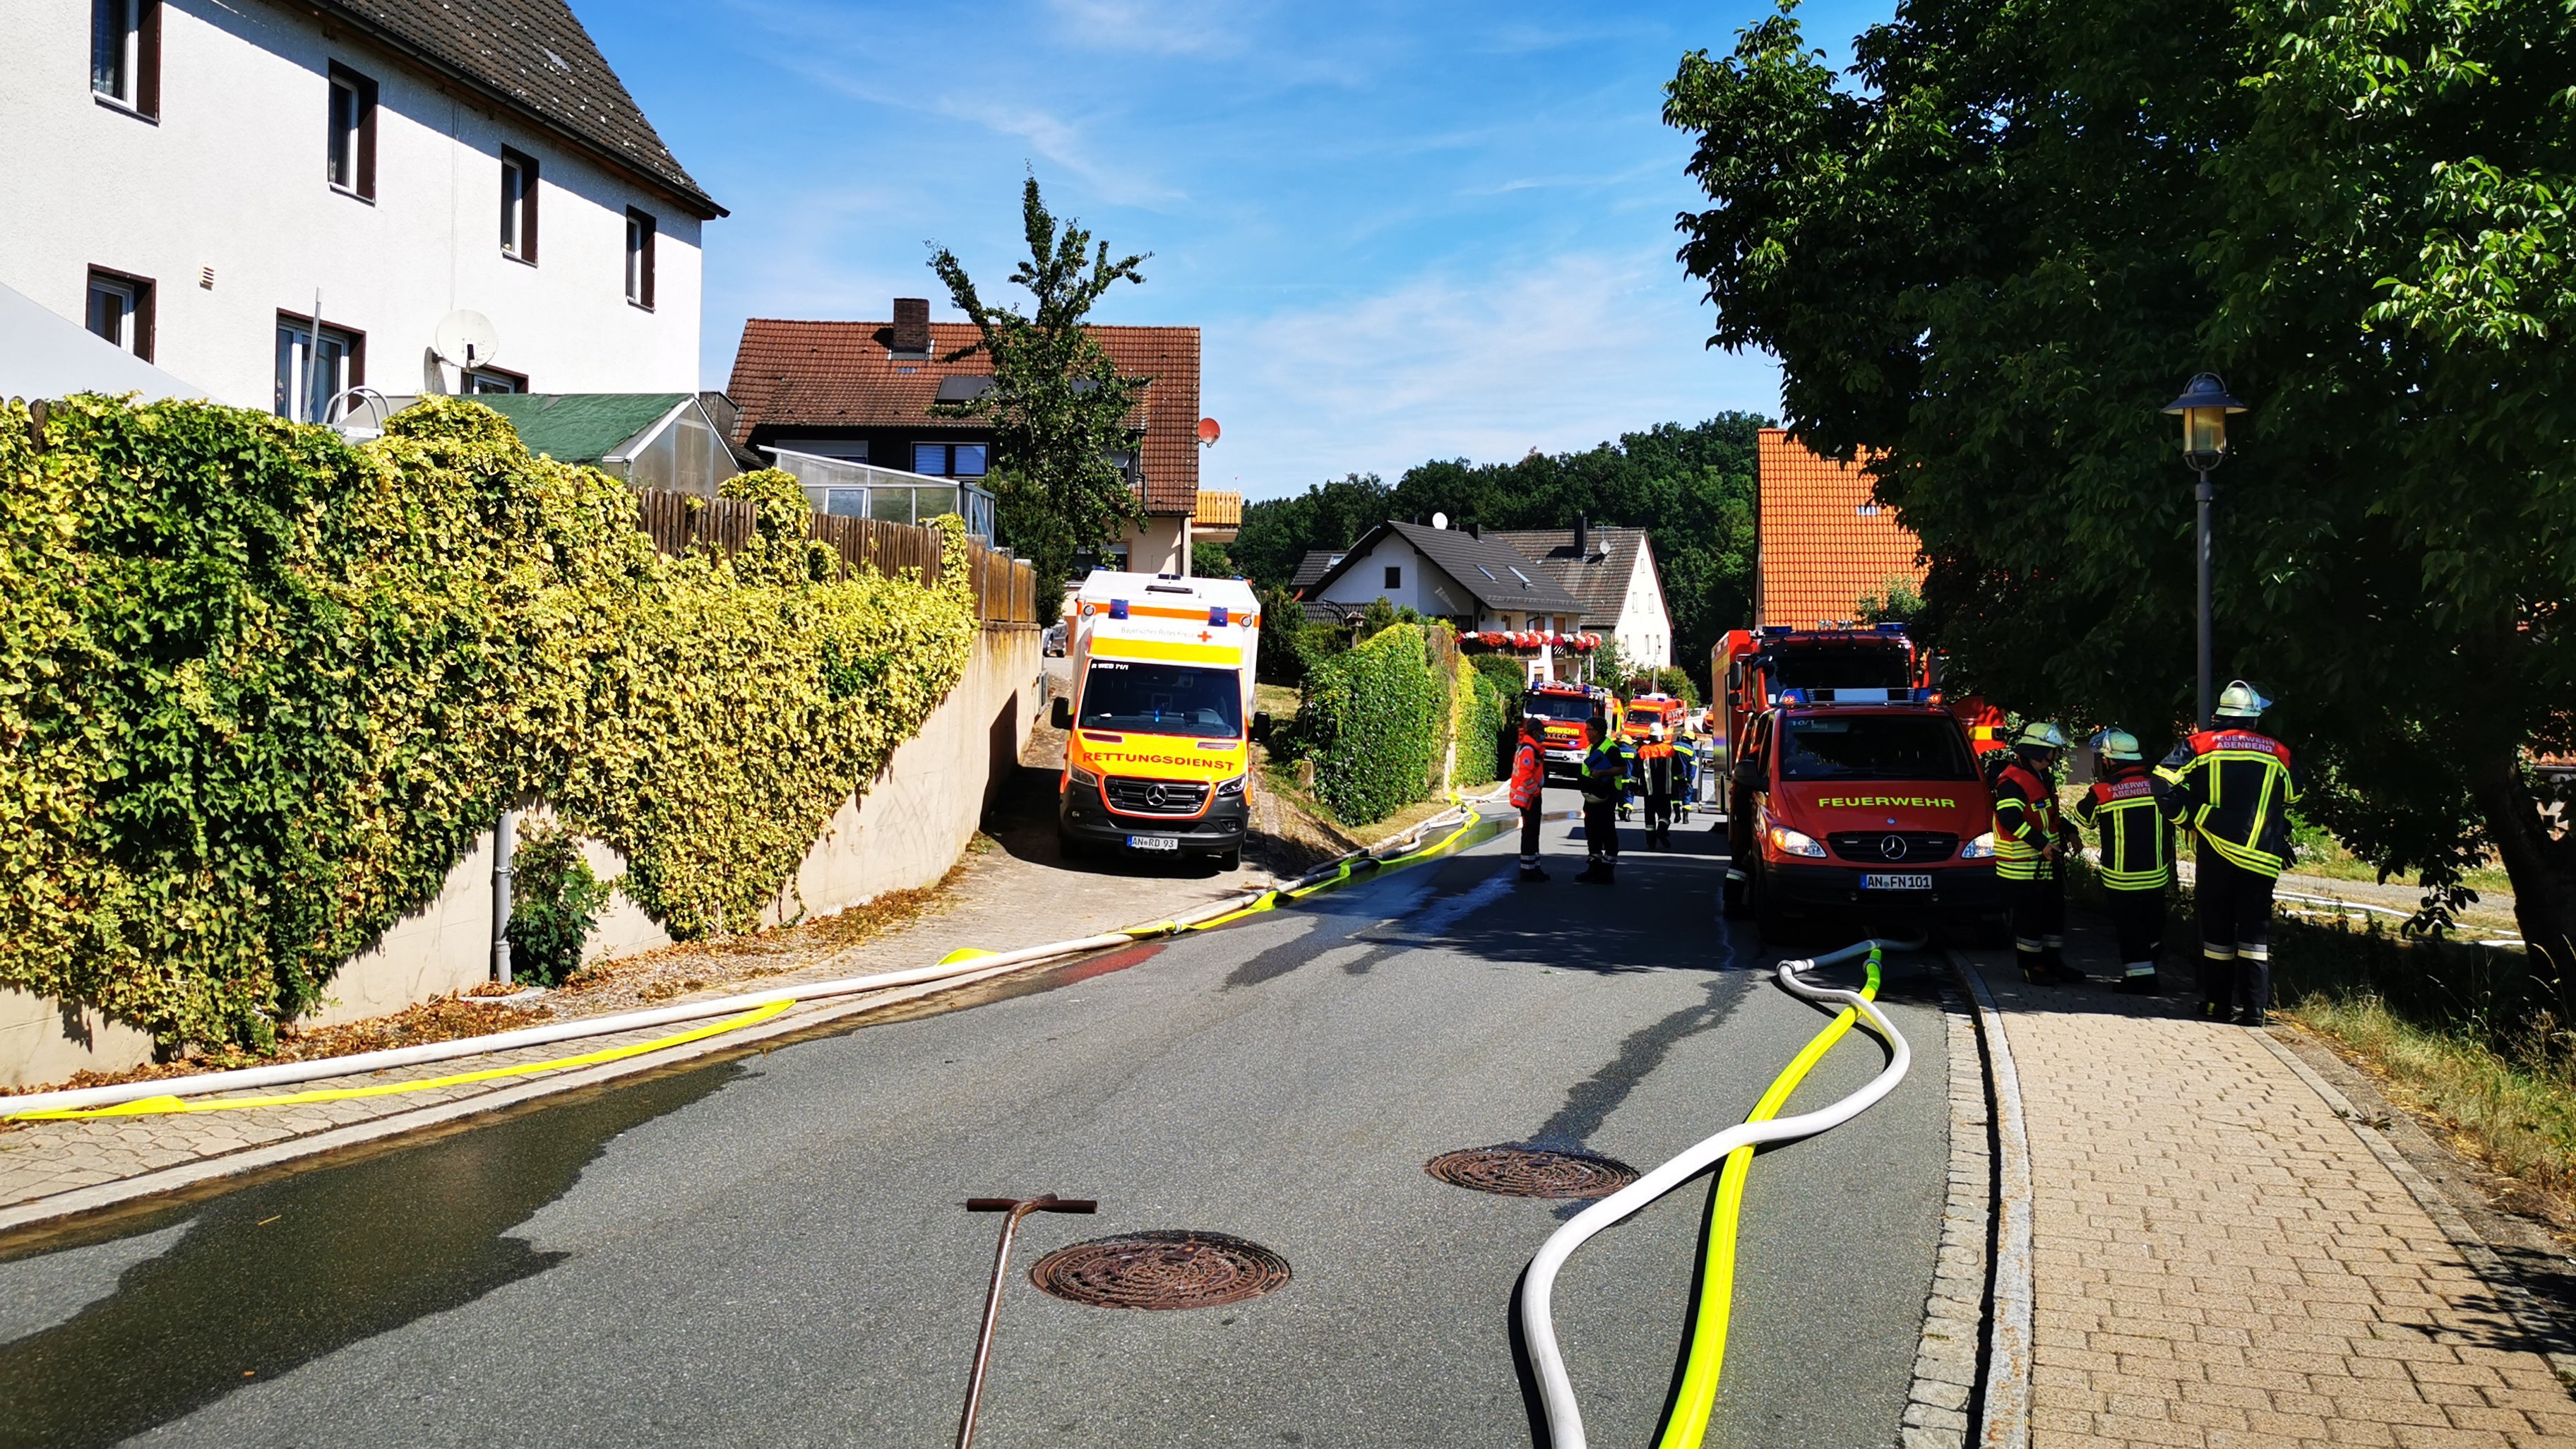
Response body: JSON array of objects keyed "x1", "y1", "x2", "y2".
[{"x1": 1965, "y1": 943, "x2": 2576, "y2": 1449}]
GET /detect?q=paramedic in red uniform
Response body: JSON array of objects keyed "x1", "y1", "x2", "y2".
[
  {"x1": 1991, "y1": 721, "x2": 2082, "y2": 984},
  {"x1": 2154, "y1": 681, "x2": 2301, "y2": 1026},
  {"x1": 2076, "y1": 729, "x2": 2171, "y2": 994},
  {"x1": 1512, "y1": 713, "x2": 1549, "y2": 883}
]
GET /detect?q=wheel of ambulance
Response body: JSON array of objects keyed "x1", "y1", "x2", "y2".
[
  {"x1": 1217, "y1": 847, "x2": 1242, "y2": 871},
  {"x1": 1057, "y1": 827, "x2": 1090, "y2": 864}
]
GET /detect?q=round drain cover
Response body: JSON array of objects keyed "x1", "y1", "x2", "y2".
[
  {"x1": 1425, "y1": 1145, "x2": 1640, "y2": 1199},
  {"x1": 1029, "y1": 1231, "x2": 1292, "y2": 1311}
]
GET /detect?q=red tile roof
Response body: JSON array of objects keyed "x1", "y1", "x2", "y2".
[
  {"x1": 1757, "y1": 428, "x2": 1924, "y2": 627},
  {"x1": 726, "y1": 319, "x2": 1201, "y2": 515}
]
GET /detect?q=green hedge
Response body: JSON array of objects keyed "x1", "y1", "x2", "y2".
[
  {"x1": 0, "y1": 395, "x2": 974, "y2": 1049},
  {"x1": 1296, "y1": 621, "x2": 1444, "y2": 825},
  {"x1": 1452, "y1": 658, "x2": 1507, "y2": 788}
]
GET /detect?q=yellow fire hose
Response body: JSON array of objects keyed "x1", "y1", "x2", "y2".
[{"x1": 1654, "y1": 949, "x2": 1883, "y2": 1449}]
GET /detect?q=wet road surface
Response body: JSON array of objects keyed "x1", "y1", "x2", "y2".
[{"x1": 0, "y1": 789, "x2": 1951, "y2": 1448}]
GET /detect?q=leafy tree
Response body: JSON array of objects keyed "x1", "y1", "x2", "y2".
[
  {"x1": 1855, "y1": 577, "x2": 1923, "y2": 625},
  {"x1": 1664, "y1": 0, "x2": 2575, "y2": 968},
  {"x1": 931, "y1": 177, "x2": 1150, "y2": 595},
  {"x1": 1191, "y1": 540, "x2": 1235, "y2": 578}
]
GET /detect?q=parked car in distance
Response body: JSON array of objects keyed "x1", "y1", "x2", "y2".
[{"x1": 1043, "y1": 621, "x2": 1068, "y2": 657}]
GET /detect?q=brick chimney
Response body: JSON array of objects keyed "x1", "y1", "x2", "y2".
[{"x1": 891, "y1": 297, "x2": 931, "y2": 355}]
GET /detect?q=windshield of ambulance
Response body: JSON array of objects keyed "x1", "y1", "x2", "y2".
[
  {"x1": 1522, "y1": 693, "x2": 1594, "y2": 722},
  {"x1": 1779, "y1": 714, "x2": 1975, "y2": 781},
  {"x1": 1079, "y1": 661, "x2": 1243, "y2": 737},
  {"x1": 1773, "y1": 645, "x2": 1913, "y2": 691}
]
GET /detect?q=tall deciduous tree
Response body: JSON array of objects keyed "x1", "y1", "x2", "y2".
[
  {"x1": 1664, "y1": 0, "x2": 2575, "y2": 966},
  {"x1": 931, "y1": 177, "x2": 1150, "y2": 595}
]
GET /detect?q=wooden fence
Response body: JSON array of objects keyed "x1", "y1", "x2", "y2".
[{"x1": 633, "y1": 489, "x2": 1038, "y2": 625}]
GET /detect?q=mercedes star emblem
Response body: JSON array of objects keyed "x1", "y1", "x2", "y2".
[{"x1": 1880, "y1": 834, "x2": 1907, "y2": 860}]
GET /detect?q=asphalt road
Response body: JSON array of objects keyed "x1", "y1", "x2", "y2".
[{"x1": 0, "y1": 789, "x2": 1952, "y2": 1449}]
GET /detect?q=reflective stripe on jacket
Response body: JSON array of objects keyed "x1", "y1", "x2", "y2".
[
  {"x1": 1989, "y1": 758, "x2": 2060, "y2": 883},
  {"x1": 2076, "y1": 768, "x2": 2171, "y2": 890},
  {"x1": 2152, "y1": 728, "x2": 2301, "y2": 878},
  {"x1": 1636, "y1": 742, "x2": 1678, "y2": 797},
  {"x1": 1510, "y1": 740, "x2": 1544, "y2": 810}
]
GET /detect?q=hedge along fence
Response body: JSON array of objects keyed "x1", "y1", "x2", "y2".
[
  {"x1": 633, "y1": 488, "x2": 1038, "y2": 624},
  {"x1": 0, "y1": 395, "x2": 977, "y2": 1051},
  {"x1": 1452, "y1": 657, "x2": 1507, "y2": 789},
  {"x1": 1294, "y1": 621, "x2": 1447, "y2": 827}
]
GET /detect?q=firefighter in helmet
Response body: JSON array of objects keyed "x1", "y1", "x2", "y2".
[
  {"x1": 1991, "y1": 720, "x2": 2082, "y2": 984},
  {"x1": 2154, "y1": 681, "x2": 2301, "y2": 1025},
  {"x1": 1575, "y1": 711, "x2": 1626, "y2": 883},
  {"x1": 2076, "y1": 728, "x2": 2171, "y2": 994},
  {"x1": 1510, "y1": 710, "x2": 1549, "y2": 883},
  {"x1": 1637, "y1": 722, "x2": 1681, "y2": 848}
]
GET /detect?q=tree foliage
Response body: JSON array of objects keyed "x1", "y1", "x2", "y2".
[
  {"x1": 931, "y1": 177, "x2": 1150, "y2": 597},
  {"x1": 1233, "y1": 417, "x2": 1763, "y2": 691},
  {"x1": 1664, "y1": 0, "x2": 2576, "y2": 964}
]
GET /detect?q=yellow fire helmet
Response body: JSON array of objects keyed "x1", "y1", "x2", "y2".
[
  {"x1": 2215, "y1": 679, "x2": 2272, "y2": 720},
  {"x1": 2012, "y1": 720, "x2": 2070, "y2": 752},
  {"x1": 2088, "y1": 727, "x2": 2144, "y2": 762}
]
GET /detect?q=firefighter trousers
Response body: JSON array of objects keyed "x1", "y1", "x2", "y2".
[
  {"x1": 2005, "y1": 871, "x2": 2065, "y2": 972},
  {"x1": 1520, "y1": 804, "x2": 1544, "y2": 869},
  {"x1": 1645, "y1": 792, "x2": 1675, "y2": 841},
  {"x1": 2107, "y1": 886, "x2": 2165, "y2": 986},
  {"x1": 2196, "y1": 855, "x2": 2275, "y2": 1020},
  {"x1": 1582, "y1": 797, "x2": 1620, "y2": 865}
]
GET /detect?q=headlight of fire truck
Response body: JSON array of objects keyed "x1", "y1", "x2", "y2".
[
  {"x1": 1959, "y1": 831, "x2": 1998, "y2": 859},
  {"x1": 1068, "y1": 764, "x2": 1101, "y2": 789},
  {"x1": 1765, "y1": 824, "x2": 1827, "y2": 858},
  {"x1": 1215, "y1": 773, "x2": 1247, "y2": 798}
]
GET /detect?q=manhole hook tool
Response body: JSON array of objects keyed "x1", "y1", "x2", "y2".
[{"x1": 958, "y1": 1193, "x2": 1096, "y2": 1449}]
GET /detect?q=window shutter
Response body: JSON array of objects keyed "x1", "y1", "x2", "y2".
[
  {"x1": 136, "y1": 0, "x2": 160, "y2": 116},
  {"x1": 356, "y1": 73, "x2": 378, "y2": 198}
]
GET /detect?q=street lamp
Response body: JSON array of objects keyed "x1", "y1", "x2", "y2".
[{"x1": 2161, "y1": 373, "x2": 2248, "y2": 727}]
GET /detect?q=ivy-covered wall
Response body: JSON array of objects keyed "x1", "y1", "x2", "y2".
[
  {"x1": 1294, "y1": 622, "x2": 1446, "y2": 827},
  {"x1": 0, "y1": 396, "x2": 975, "y2": 1051}
]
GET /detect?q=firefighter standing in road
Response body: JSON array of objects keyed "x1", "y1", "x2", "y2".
[
  {"x1": 1637, "y1": 723, "x2": 1681, "y2": 848},
  {"x1": 1612, "y1": 722, "x2": 1642, "y2": 823},
  {"x1": 2076, "y1": 729, "x2": 2172, "y2": 994},
  {"x1": 1575, "y1": 714, "x2": 1626, "y2": 884},
  {"x1": 1991, "y1": 722, "x2": 2084, "y2": 984},
  {"x1": 1511, "y1": 712, "x2": 1549, "y2": 883},
  {"x1": 2154, "y1": 681, "x2": 2301, "y2": 1026}
]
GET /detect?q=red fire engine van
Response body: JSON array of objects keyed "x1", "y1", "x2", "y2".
[
  {"x1": 1723, "y1": 691, "x2": 2003, "y2": 941},
  {"x1": 1710, "y1": 624, "x2": 2005, "y2": 807},
  {"x1": 1517, "y1": 681, "x2": 1608, "y2": 779}
]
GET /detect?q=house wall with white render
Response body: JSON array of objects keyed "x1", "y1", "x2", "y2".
[{"x1": 0, "y1": 0, "x2": 708, "y2": 410}]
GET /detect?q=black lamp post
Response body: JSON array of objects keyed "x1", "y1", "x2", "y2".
[{"x1": 2161, "y1": 373, "x2": 2248, "y2": 727}]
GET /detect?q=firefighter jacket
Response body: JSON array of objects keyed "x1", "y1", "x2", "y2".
[
  {"x1": 1636, "y1": 741, "x2": 1679, "y2": 797},
  {"x1": 2075, "y1": 765, "x2": 2171, "y2": 891},
  {"x1": 1580, "y1": 739, "x2": 1628, "y2": 803},
  {"x1": 2153, "y1": 727, "x2": 2301, "y2": 878},
  {"x1": 1509, "y1": 739, "x2": 1545, "y2": 810},
  {"x1": 1611, "y1": 737, "x2": 1641, "y2": 793},
  {"x1": 1987, "y1": 756, "x2": 2063, "y2": 883}
]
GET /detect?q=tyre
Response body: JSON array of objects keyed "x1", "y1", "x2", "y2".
[
  {"x1": 1217, "y1": 847, "x2": 1242, "y2": 871},
  {"x1": 1721, "y1": 869, "x2": 1748, "y2": 918},
  {"x1": 1056, "y1": 828, "x2": 1090, "y2": 864},
  {"x1": 1752, "y1": 861, "x2": 1792, "y2": 943}
]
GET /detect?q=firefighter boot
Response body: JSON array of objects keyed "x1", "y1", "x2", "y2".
[
  {"x1": 1518, "y1": 863, "x2": 1549, "y2": 883},
  {"x1": 2114, "y1": 964, "x2": 2161, "y2": 995},
  {"x1": 2041, "y1": 938, "x2": 2085, "y2": 986},
  {"x1": 1574, "y1": 855, "x2": 1615, "y2": 885}
]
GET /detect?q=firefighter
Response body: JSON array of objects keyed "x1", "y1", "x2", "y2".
[
  {"x1": 1612, "y1": 720, "x2": 1642, "y2": 823},
  {"x1": 2154, "y1": 681, "x2": 2301, "y2": 1026},
  {"x1": 1574, "y1": 713, "x2": 1626, "y2": 884},
  {"x1": 1510, "y1": 712, "x2": 1549, "y2": 883},
  {"x1": 1637, "y1": 722, "x2": 1681, "y2": 848},
  {"x1": 1991, "y1": 721, "x2": 2082, "y2": 984},
  {"x1": 2076, "y1": 728, "x2": 2171, "y2": 994}
]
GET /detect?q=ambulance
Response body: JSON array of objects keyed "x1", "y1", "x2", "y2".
[{"x1": 1050, "y1": 572, "x2": 1268, "y2": 867}]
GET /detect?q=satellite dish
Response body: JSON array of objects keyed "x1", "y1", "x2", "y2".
[
  {"x1": 1196, "y1": 417, "x2": 1221, "y2": 446},
  {"x1": 1431, "y1": 511, "x2": 1450, "y2": 530},
  {"x1": 431, "y1": 310, "x2": 501, "y2": 370}
]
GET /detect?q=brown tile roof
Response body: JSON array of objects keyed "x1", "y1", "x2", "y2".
[
  {"x1": 727, "y1": 319, "x2": 1201, "y2": 515},
  {"x1": 318, "y1": 0, "x2": 719, "y2": 217},
  {"x1": 1306, "y1": 522, "x2": 1587, "y2": 618},
  {"x1": 1193, "y1": 490, "x2": 1241, "y2": 529},
  {"x1": 1488, "y1": 527, "x2": 1652, "y2": 629},
  {"x1": 1756, "y1": 428, "x2": 1924, "y2": 628}
]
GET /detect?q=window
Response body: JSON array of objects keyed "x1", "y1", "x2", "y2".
[
  {"x1": 85, "y1": 268, "x2": 153, "y2": 360},
  {"x1": 1383, "y1": 565, "x2": 1402, "y2": 589},
  {"x1": 500, "y1": 149, "x2": 538, "y2": 261},
  {"x1": 624, "y1": 208, "x2": 655, "y2": 306},
  {"x1": 911, "y1": 442, "x2": 989, "y2": 477},
  {"x1": 912, "y1": 442, "x2": 946, "y2": 475},
  {"x1": 1076, "y1": 661, "x2": 1244, "y2": 738},
  {"x1": 951, "y1": 443, "x2": 986, "y2": 477},
  {"x1": 327, "y1": 64, "x2": 378, "y2": 199},
  {"x1": 463, "y1": 366, "x2": 525, "y2": 394},
  {"x1": 91, "y1": 0, "x2": 158, "y2": 114},
  {"x1": 1778, "y1": 715, "x2": 1977, "y2": 782},
  {"x1": 275, "y1": 313, "x2": 364, "y2": 422}
]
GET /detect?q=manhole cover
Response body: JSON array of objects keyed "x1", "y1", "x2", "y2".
[
  {"x1": 1029, "y1": 1231, "x2": 1292, "y2": 1310},
  {"x1": 1424, "y1": 1145, "x2": 1640, "y2": 1199}
]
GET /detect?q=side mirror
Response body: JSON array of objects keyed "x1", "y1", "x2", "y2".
[
  {"x1": 1251, "y1": 711, "x2": 1272, "y2": 743},
  {"x1": 1051, "y1": 696, "x2": 1073, "y2": 730}
]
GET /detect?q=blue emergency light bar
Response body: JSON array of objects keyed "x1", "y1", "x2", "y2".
[
  {"x1": 1109, "y1": 599, "x2": 1129, "y2": 619},
  {"x1": 1209, "y1": 606, "x2": 1228, "y2": 626}
]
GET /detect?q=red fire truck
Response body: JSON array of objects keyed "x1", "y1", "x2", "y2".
[
  {"x1": 1709, "y1": 624, "x2": 2005, "y2": 809},
  {"x1": 1516, "y1": 681, "x2": 1610, "y2": 779}
]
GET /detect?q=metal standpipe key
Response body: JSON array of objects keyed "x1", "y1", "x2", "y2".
[{"x1": 957, "y1": 1193, "x2": 1097, "y2": 1449}]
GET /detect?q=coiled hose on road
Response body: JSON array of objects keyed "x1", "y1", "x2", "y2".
[{"x1": 1520, "y1": 936, "x2": 1919, "y2": 1449}]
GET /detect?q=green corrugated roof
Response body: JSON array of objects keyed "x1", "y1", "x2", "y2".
[{"x1": 477, "y1": 393, "x2": 688, "y2": 463}]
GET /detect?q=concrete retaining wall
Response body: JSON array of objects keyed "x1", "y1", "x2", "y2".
[{"x1": 0, "y1": 626, "x2": 1046, "y2": 1088}]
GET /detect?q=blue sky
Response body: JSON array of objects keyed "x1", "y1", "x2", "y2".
[{"x1": 587, "y1": 0, "x2": 1894, "y2": 500}]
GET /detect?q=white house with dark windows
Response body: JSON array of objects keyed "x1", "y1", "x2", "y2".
[
  {"x1": 1302, "y1": 520, "x2": 1589, "y2": 636},
  {"x1": 0, "y1": 0, "x2": 720, "y2": 417}
]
